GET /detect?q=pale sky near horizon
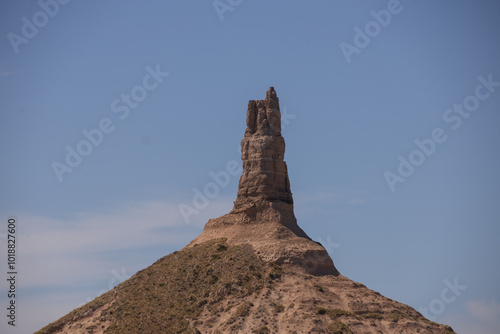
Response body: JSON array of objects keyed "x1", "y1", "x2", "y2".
[{"x1": 1, "y1": 1, "x2": 500, "y2": 333}]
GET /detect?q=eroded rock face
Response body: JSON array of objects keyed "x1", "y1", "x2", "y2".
[
  {"x1": 187, "y1": 87, "x2": 339, "y2": 276},
  {"x1": 233, "y1": 87, "x2": 293, "y2": 211}
]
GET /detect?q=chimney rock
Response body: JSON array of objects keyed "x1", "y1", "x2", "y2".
[{"x1": 186, "y1": 87, "x2": 339, "y2": 276}]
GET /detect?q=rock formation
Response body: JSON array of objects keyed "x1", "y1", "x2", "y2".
[
  {"x1": 186, "y1": 87, "x2": 338, "y2": 276},
  {"x1": 234, "y1": 86, "x2": 292, "y2": 208},
  {"x1": 35, "y1": 87, "x2": 456, "y2": 334}
]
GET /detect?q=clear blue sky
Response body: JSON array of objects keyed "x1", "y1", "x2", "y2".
[{"x1": 1, "y1": 1, "x2": 499, "y2": 333}]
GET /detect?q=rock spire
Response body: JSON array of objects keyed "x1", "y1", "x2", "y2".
[
  {"x1": 233, "y1": 86, "x2": 293, "y2": 212},
  {"x1": 187, "y1": 87, "x2": 338, "y2": 276}
]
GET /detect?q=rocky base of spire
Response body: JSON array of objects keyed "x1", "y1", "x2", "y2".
[{"x1": 186, "y1": 203, "x2": 338, "y2": 276}]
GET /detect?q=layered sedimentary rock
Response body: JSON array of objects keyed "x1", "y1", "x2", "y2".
[
  {"x1": 186, "y1": 87, "x2": 338, "y2": 276},
  {"x1": 233, "y1": 87, "x2": 293, "y2": 210}
]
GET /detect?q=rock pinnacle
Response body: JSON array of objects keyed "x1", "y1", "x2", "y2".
[
  {"x1": 233, "y1": 86, "x2": 293, "y2": 212},
  {"x1": 187, "y1": 87, "x2": 339, "y2": 276}
]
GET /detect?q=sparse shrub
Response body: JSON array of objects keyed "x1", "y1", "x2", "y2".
[
  {"x1": 217, "y1": 244, "x2": 227, "y2": 252},
  {"x1": 327, "y1": 320, "x2": 353, "y2": 334},
  {"x1": 363, "y1": 312, "x2": 383, "y2": 320},
  {"x1": 226, "y1": 301, "x2": 252, "y2": 324},
  {"x1": 253, "y1": 272, "x2": 262, "y2": 279},
  {"x1": 267, "y1": 262, "x2": 283, "y2": 281},
  {"x1": 236, "y1": 302, "x2": 251, "y2": 317},
  {"x1": 317, "y1": 308, "x2": 328, "y2": 315},
  {"x1": 388, "y1": 313, "x2": 400, "y2": 322},
  {"x1": 317, "y1": 308, "x2": 354, "y2": 320},
  {"x1": 271, "y1": 302, "x2": 284, "y2": 313},
  {"x1": 230, "y1": 324, "x2": 242, "y2": 331},
  {"x1": 210, "y1": 275, "x2": 219, "y2": 284},
  {"x1": 328, "y1": 309, "x2": 353, "y2": 319},
  {"x1": 314, "y1": 283, "x2": 325, "y2": 292},
  {"x1": 252, "y1": 325, "x2": 271, "y2": 334}
]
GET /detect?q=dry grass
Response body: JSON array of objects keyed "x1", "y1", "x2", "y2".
[
  {"x1": 36, "y1": 239, "x2": 282, "y2": 334},
  {"x1": 35, "y1": 238, "x2": 456, "y2": 334}
]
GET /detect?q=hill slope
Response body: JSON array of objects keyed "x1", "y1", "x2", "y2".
[{"x1": 36, "y1": 239, "x2": 454, "y2": 334}]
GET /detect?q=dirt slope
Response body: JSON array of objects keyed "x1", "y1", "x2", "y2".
[{"x1": 36, "y1": 240, "x2": 454, "y2": 334}]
